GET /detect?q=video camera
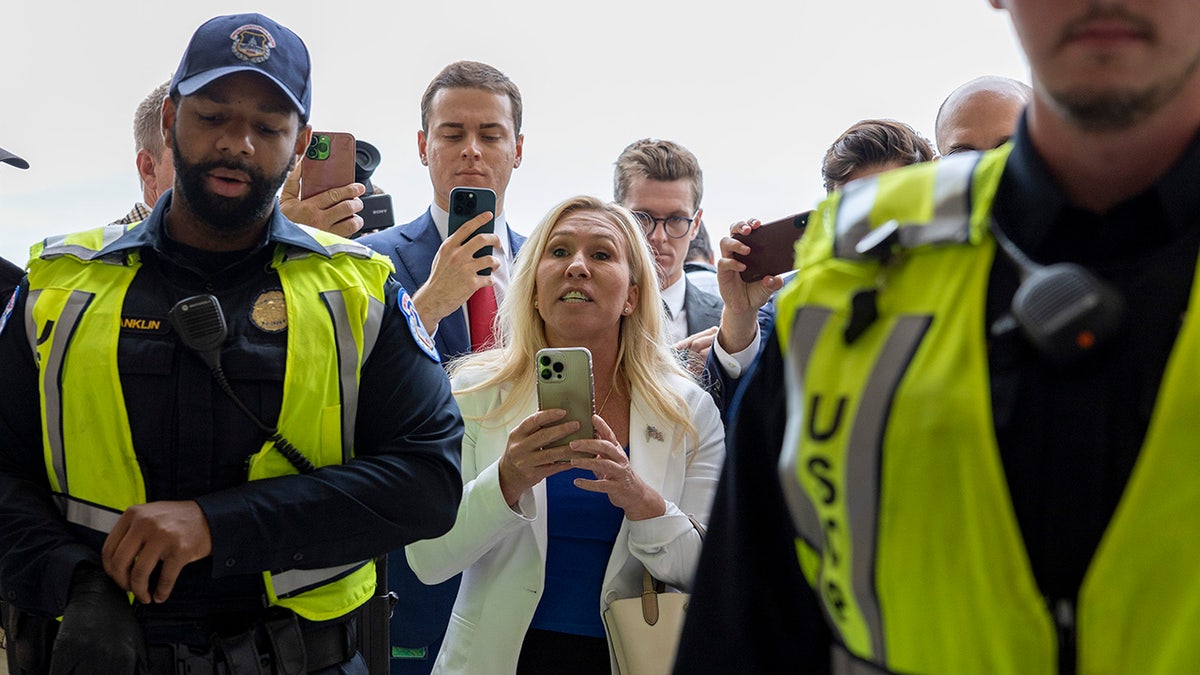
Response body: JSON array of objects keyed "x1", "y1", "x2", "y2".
[{"x1": 353, "y1": 140, "x2": 395, "y2": 238}]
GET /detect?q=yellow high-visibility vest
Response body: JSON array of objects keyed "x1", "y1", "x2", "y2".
[
  {"x1": 775, "y1": 147, "x2": 1200, "y2": 674},
  {"x1": 26, "y1": 223, "x2": 394, "y2": 621}
]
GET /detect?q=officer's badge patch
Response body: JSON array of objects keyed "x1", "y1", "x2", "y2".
[
  {"x1": 229, "y1": 24, "x2": 275, "y2": 64},
  {"x1": 0, "y1": 286, "x2": 18, "y2": 337},
  {"x1": 399, "y1": 289, "x2": 439, "y2": 363},
  {"x1": 250, "y1": 289, "x2": 288, "y2": 333}
]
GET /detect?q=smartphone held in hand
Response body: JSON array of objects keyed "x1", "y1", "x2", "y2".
[
  {"x1": 535, "y1": 347, "x2": 596, "y2": 446},
  {"x1": 732, "y1": 210, "x2": 811, "y2": 283},
  {"x1": 299, "y1": 131, "x2": 356, "y2": 200},
  {"x1": 449, "y1": 186, "x2": 497, "y2": 276}
]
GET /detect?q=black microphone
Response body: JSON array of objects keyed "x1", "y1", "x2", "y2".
[
  {"x1": 168, "y1": 295, "x2": 317, "y2": 474},
  {"x1": 989, "y1": 222, "x2": 1124, "y2": 366}
]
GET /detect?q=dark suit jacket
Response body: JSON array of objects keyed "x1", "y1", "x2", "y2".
[
  {"x1": 683, "y1": 278, "x2": 723, "y2": 335},
  {"x1": 360, "y1": 208, "x2": 527, "y2": 363},
  {"x1": 358, "y1": 207, "x2": 525, "y2": 674},
  {"x1": 702, "y1": 296, "x2": 777, "y2": 422}
]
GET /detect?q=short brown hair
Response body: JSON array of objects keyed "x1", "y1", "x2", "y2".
[
  {"x1": 821, "y1": 119, "x2": 933, "y2": 192},
  {"x1": 420, "y1": 61, "x2": 523, "y2": 134},
  {"x1": 613, "y1": 138, "x2": 704, "y2": 212}
]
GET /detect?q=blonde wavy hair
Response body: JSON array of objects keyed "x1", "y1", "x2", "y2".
[{"x1": 448, "y1": 195, "x2": 696, "y2": 442}]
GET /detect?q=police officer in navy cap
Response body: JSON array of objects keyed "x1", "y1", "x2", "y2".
[{"x1": 0, "y1": 14, "x2": 462, "y2": 675}]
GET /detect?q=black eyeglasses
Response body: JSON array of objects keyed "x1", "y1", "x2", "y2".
[{"x1": 631, "y1": 211, "x2": 696, "y2": 239}]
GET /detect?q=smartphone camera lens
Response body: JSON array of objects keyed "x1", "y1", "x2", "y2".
[
  {"x1": 552, "y1": 361, "x2": 564, "y2": 373},
  {"x1": 539, "y1": 355, "x2": 551, "y2": 367},
  {"x1": 540, "y1": 368, "x2": 552, "y2": 380}
]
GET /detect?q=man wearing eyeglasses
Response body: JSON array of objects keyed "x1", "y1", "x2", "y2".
[{"x1": 614, "y1": 138, "x2": 722, "y2": 369}]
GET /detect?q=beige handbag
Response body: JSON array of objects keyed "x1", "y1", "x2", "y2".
[{"x1": 602, "y1": 515, "x2": 704, "y2": 675}]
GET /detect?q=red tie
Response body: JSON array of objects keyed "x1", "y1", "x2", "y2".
[{"x1": 467, "y1": 285, "x2": 498, "y2": 352}]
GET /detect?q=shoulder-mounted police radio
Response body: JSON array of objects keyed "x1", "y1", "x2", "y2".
[{"x1": 989, "y1": 221, "x2": 1125, "y2": 366}]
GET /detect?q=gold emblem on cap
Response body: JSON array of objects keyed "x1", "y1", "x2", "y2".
[
  {"x1": 230, "y1": 24, "x2": 275, "y2": 64},
  {"x1": 250, "y1": 289, "x2": 287, "y2": 333}
]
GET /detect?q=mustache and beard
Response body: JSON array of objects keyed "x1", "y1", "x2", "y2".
[
  {"x1": 1050, "y1": 4, "x2": 1200, "y2": 132},
  {"x1": 170, "y1": 130, "x2": 293, "y2": 232}
]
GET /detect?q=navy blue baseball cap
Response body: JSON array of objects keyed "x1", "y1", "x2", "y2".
[
  {"x1": 0, "y1": 146, "x2": 28, "y2": 169},
  {"x1": 170, "y1": 13, "x2": 312, "y2": 122}
]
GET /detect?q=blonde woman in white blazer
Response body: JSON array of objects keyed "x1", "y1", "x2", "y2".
[{"x1": 406, "y1": 196, "x2": 725, "y2": 675}]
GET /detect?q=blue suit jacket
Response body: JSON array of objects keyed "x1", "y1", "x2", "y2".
[
  {"x1": 359, "y1": 208, "x2": 525, "y2": 674},
  {"x1": 361, "y1": 208, "x2": 527, "y2": 363}
]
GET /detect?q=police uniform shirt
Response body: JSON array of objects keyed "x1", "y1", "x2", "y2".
[{"x1": 987, "y1": 114, "x2": 1200, "y2": 608}]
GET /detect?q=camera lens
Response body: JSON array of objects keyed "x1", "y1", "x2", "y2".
[
  {"x1": 540, "y1": 368, "x2": 552, "y2": 380},
  {"x1": 552, "y1": 361, "x2": 564, "y2": 373},
  {"x1": 539, "y1": 355, "x2": 551, "y2": 367},
  {"x1": 317, "y1": 139, "x2": 329, "y2": 154}
]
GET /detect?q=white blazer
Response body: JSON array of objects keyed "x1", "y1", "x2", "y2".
[{"x1": 405, "y1": 369, "x2": 725, "y2": 675}]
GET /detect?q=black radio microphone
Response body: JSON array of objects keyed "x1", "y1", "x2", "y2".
[
  {"x1": 989, "y1": 221, "x2": 1124, "y2": 366},
  {"x1": 169, "y1": 295, "x2": 317, "y2": 474}
]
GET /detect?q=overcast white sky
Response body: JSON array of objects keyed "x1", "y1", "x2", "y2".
[{"x1": 0, "y1": 0, "x2": 1028, "y2": 267}]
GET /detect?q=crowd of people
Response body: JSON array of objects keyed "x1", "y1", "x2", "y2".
[{"x1": 3, "y1": 0, "x2": 1200, "y2": 673}]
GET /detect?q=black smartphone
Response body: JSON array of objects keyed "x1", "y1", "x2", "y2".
[
  {"x1": 448, "y1": 186, "x2": 497, "y2": 276},
  {"x1": 731, "y1": 210, "x2": 811, "y2": 282},
  {"x1": 535, "y1": 347, "x2": 596, "y2": 446}
]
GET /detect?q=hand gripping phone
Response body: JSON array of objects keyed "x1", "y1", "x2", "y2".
[
  {"x1": 299, "y1": 131, "x2": 356, "y2": 200},
  {"x1": 535, "y1": 347, "x2": 596, "y2": 445},
  {"x1": 449, "y1": 186, "x2": 497, "y2": 276},
  {"x1": 732, "y1": 210, "x2": 811, "y2": 282}
]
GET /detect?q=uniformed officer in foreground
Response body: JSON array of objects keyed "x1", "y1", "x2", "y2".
[
  {"x1": 677, "y1": 0, "x2": 1200, "y2": 672},
  {"x1": 0, "y1": 13, "x2": 463, "y2": 674}
]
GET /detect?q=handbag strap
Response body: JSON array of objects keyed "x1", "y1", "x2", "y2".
[{"x1": 638, "y1": 514, "x2": 705, "y2": 626}]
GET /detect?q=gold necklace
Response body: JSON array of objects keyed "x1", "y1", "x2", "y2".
[{"x1": 597, "y1": 380, "x2": 618, "y2": 416}]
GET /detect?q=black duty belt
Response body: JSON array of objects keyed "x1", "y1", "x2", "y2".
[{"x1": 146, "y1": 610, "x2": 355, "y2": 675}]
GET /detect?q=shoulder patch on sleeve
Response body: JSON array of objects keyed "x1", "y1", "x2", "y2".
[
  {"x1": 0, "y1": 286, "x2": 19, "y2": 337},
  {"x1": 399, "y1": 289, "x2": 440, "y2": 363}
]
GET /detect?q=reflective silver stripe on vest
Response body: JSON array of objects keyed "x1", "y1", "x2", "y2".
[
  {"x1": 361, "y1": 295, "x2": 384, "y2": 366},
  {"x1": 54, "y1": 495, "x2": 122, "y2": 533},
  {"x1": 844, "y1": 315, "x2": 930, "y2": 664},
  {"x1": 272, "y1": 560, "x2": 368, "y2": 598},
  {"x1": 834, "y1": 154, "x2": 980, "y2": 261},
  {"x1": 283, "y1": 236, "x2": 376, "y2": 262},
  {"x1": 832, "y1": 644, "x2": 898, "y2": 675},
  {"x1": 779, "y1": 306, "x2": 834, "y2": 553},
  {"x1": 322, "y1": 291, "x2": 362, "y2": 463},
  {"x1": 911, "y1": 151, "x2": 978, "y2": 248},
  {"x1": 26, "y1": 289, "x2": 93, "y2": 493},
  {"x1": 40, "y1": 224, "x2": 130, "y2": 263},
  {"x1": 833, "y1": 176, "x2": 883, "y2": 260}
]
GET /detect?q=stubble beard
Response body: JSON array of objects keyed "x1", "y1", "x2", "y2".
[{"x1": 1048, "y1": 6, "x2": 1200, "y2": 131}]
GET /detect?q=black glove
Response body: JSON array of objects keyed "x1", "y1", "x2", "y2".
[{"x1": 48, "y1": 565, "x2": 147, "y2": 675}]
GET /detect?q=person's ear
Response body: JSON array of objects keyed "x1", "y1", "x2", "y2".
[
  {"x1": 293, "y1": 125, "x2": 312, "y2": 167},
  {"x1": 513, "y1": 133, "x2": 524, "y2": 169},
  {"x1": 136, "y1": 150, "x2": 157, "y2": 190},
  {"x1": 418, "y1": 130, "x2": 429, "y2": 166},
  {"x1": 161, "y1": 98, "x2": 176, "y2": 148},
  {"x1": 625, "y1": 282, "x2": 640, "y2": 316}
]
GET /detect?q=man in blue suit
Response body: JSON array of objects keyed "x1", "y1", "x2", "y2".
[{"x1": 358, "y1": 60, "x2": 526, "y2": 674}]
